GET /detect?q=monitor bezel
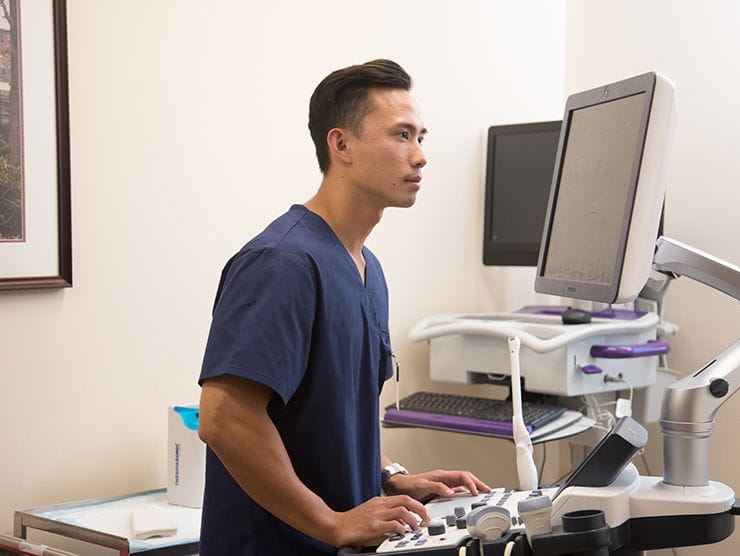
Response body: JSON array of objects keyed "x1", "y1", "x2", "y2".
[
  {"x1": 535, "y1": 72, "x2": 657, "y2": 303},
  {"x1": 483, "y1": 120, "x2": 562, "y2": 267}
]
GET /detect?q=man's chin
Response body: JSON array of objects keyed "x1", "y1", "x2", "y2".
[{"x1": 391, "y1": 193, "x2": 418, "y2": 209}]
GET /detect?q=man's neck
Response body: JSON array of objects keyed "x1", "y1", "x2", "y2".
[{"x1": 303, "y1": 174, "x2": 382, "y2": 261}]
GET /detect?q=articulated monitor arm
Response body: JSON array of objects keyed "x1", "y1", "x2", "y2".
[
  {"x1": 655, "y1": 236, "x2": 740, "y2": 486},
  {"x1": 652, "y1": 236, "x2": 740, "y2": 302}
]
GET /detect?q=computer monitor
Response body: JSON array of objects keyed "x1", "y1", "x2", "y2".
[
  {"x1": 535, "y1": 72, "x2": 677, "y2": 304},
  {"x1": 483, "y1": 121, "x2": 561, "y2": 266}
]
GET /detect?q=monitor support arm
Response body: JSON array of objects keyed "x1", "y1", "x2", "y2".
[
  {"x1": 652, "y1": 237, "x2": 740, "y2": 301},
  {"x1": 655, "y1": 236, "x2": 740, "y2": 486}
]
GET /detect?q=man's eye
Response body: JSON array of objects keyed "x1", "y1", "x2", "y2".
[
  {"x1": 399, "y1": 131, "x2": 410, "y2": 140},
  {"x1": 418, "y1": 136, "x2": 425, "y2": 145}
]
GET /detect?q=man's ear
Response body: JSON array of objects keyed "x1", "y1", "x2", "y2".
[{"x1": 326, "y1": 128, "x2": 353, "y2": 166}]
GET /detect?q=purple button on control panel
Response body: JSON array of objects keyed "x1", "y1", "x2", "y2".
[{"x1": 580, "y1": 364, "x2": 603, "y2": 374}]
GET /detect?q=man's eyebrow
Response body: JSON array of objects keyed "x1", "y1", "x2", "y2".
[{"x1": 397, "y1": 122, "x2": 428, "y2": 135}]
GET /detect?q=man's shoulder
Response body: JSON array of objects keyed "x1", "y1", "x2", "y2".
[
  {"x1": 245, "y1": 205, "x2": 333, "y2": 258},
  {"x1": 224, "y1": 205, "x2": 335, "y2": 279}
]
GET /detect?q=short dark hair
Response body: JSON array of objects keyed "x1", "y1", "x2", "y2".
[{"x1": 308, "y1": 59, "x2": 413, "y2": 173}]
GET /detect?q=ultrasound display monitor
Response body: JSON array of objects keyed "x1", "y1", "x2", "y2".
[
  {"x1": 535, "y1": 72, "x2": 677, "y2": 304},
  {"x1": 483, "y1": 121, "x2": 561, "y2": 266}
]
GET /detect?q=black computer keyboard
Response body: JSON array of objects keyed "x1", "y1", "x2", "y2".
[{"x1": 391, "y1": 391, "x2": 567, "y2": 430}]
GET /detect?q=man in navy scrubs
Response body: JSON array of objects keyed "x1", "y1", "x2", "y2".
[{"x1": 197, "y1": 59, "x2": 490, "y2": 555}]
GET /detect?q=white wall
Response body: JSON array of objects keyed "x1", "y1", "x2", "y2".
[
  {"x1": 565, "y1": 1, "x2": 740, "y2": 554},
  {"x1": 0, "y1": 1, "x2": 565, "y2": 552}
]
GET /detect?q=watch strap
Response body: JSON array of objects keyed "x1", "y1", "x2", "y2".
[{"x1": 381, "y1": 462, "x2": 408, "y2": 485}]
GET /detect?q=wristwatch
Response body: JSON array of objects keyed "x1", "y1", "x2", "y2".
[{"x1": 381, "y1": 462, "x2": 408, "y2": 486}]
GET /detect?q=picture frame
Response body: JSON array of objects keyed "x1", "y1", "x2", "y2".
[{"x1": 0, "y1": 0, "x2": 70, "y2": 290}]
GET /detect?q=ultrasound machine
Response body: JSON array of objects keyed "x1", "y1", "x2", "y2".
[{"x1": 342, "y1": 72, "x2": 740, "y2": 555}]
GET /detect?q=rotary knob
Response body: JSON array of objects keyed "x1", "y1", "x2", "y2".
[
  {"x1": 709, "y1": 378, "x2": 729, "y2": 398},
  {"x1": 427, "y1": 522, "x2": 446, "y2": 536}
]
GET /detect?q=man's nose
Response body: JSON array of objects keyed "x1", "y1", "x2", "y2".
[{"x1": 412, "y1": 144, "x2": 427, "y2": 169}]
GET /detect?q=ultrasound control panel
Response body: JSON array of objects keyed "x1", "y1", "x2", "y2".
[
  {"x1": 376, "y1": 487, "x2": 557, "y2": 553},
  {"x1": 375, "y1": 418, "x2": 646, "y2": 553}
]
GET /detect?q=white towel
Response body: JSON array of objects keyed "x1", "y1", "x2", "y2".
[{"x1": 130, "y1": 505, "x2": 178, "y2": 539}]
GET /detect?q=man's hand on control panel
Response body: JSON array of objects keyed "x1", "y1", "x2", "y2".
[
  {"x1": 382, "y1": 469, "x2": 492, "y2": 501},
  {"x1": 330, "y1": 494, "x2": 431, "y2": 547}
]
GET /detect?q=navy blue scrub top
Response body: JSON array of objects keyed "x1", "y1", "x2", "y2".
[{"x1": 198, "y1": 205, "x2": 394, "y2": 555}]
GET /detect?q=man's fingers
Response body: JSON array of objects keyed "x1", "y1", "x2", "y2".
[
  {"x1": 438, "y1": 471, "x2": 479, "y2": 495},
  {"x1": 437, "y1": 470, "x2": 491, "y2": 495},
  {"x1": 386, "y1": 495, "x2": 431, "y2": 525},
  {"x1": 463, "y1": 473, "x2": 484, "y2": 496},
  {"x1": 382, "y1": 506, "x2": 421, "y2": 530},
  {"x1": 474, "y1": 476, "x2": 493, "y2": 492},
  {"x1": 460, "y1": 471, "x2": 491, "y2": 493},
  {"x1": 428, "y1": 480, "x2": 456, "y2": 499},
  {"x1": 379, "y1": 519, "x2": 406, "y2": 537},
  {"x1": 470, "y1": 472, "x2": 492, "y2": 493}
]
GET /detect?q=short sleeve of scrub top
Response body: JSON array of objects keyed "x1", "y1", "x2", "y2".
[{"x1": 199, "y1": 247, "x2": 316, "y2": 406}]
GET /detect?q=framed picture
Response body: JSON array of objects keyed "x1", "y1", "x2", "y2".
[{"x1": 0, "y1": 0, "x2": 70, "y2": 290}]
